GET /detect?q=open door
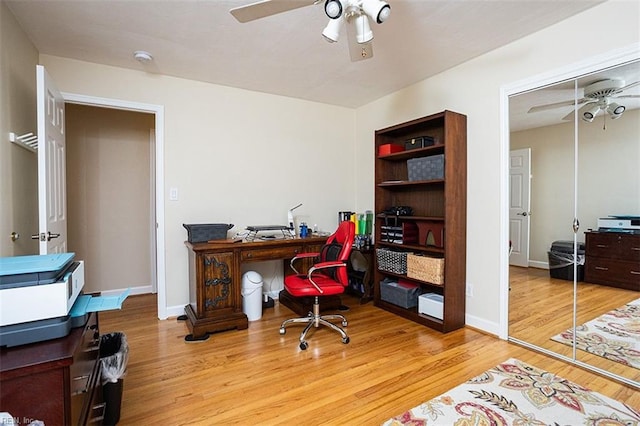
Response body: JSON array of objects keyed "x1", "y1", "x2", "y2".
[
  {"x1": 509, "y1": 148, "x2": 531, "y2": 267},
  {"x1": 36, "y1": 65, "x2": 67, "y2": 254}
]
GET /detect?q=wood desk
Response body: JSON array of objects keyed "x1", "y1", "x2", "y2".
[{"x1": 183, "y1": 236, "x2": 331, "y2": 341}]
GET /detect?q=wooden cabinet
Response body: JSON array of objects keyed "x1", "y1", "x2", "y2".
[
  {"x1": 373, "y1": 110, "x2": 467, "y2": 332},
  {"x1": 584, "y1": 231, "x2": 640, "y2": 291},
  {"x1": 0, "y1": 312, "x2": 104, "y2": 425}
]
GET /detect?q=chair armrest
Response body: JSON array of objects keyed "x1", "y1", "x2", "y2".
[
  {"x1": 307, "y1": 261, "x2": 345, "y2": 293},
  {"x1": 289, "y1": 252, "x2": 319, "y2": 274},
  {"x1": 309, "y1": 261, "x2": 344, "y2": 272}
]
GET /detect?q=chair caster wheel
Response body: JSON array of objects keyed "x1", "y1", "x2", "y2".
[
  {"x1": 279, "y1": 328, "x2": 286, "y2": 335},
  {"x1": 299, "y1": 341, "x2": 308, "y2": 350},
  {"x1": 342, "y1": 320, "x2": 348, "y2": 327},
  {"x1": 342, "y1": 336, "x2": 350, "y2": 344}
]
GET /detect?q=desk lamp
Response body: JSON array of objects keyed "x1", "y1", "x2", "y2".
[{"x1": 288, "y1": 203, "x2": 302, "y2": 236}]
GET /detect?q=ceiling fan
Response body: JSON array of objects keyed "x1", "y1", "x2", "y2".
[
  {"x1": 230, "y1": 0, "x2": 391, "y2": 62},
  {"x1": 528, "y1": 78, "x2": 640, "y2": 122}
]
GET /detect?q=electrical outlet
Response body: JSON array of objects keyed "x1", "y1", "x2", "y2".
[{"x1": 466, "y1": 283, "x2": 474, "y2": 297}]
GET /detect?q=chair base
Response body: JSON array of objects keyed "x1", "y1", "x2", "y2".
[
  {"x1": 279, "y1": 296, "x2": 350, "y2": 350},
  {"x1": 278, "y1": 289, "x2": 343, "y2": 317}
]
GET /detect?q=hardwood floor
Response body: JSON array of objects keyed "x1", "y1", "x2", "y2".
[
  {"x1": 100, "y1": 293, "x2": 639, "y2": 425},
  {"x1": 509, "y1": 266, "x2": 640, "y2": 382}
]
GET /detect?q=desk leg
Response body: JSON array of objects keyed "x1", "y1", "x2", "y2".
[{"x1": 183, "y1": 304, "x2": 248, "y2": 342}]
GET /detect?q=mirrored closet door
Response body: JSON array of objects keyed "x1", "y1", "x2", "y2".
[{"x1": 507, "y1": 58, "x2": 640, "y2": 388}]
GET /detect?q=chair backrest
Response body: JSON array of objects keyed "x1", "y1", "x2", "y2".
[{"x1": 318, "y1": 220, "x2": 355, "y2": 286}]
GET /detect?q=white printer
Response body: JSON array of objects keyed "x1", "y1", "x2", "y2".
[
  {"x1": 597, "y1": 215, "x2": 640, "y2": 233},
  {"x1": 0, "y1": 253, "x2": 129, "y2": 347}
]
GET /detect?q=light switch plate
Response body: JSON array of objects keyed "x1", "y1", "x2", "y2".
[{"x1": 169, "y1": 187, "x2": 179, "y2": 201}]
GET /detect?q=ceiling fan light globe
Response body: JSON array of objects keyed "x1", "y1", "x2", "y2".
[
  {"x1": 606, "y1": 102, "x2": 625, "y2": 116},
  {"x1": 324, "y1": 0, "x2": 343, "y2": 19},
  {"x1": 322, "y1": 18, "x2": 341, "y2": 43},
  {"x1": 579, "y1": 103, "x2": 599, "y2": 122},
  {"x1": 355, "y1": 14, "x2": 373, "y2": 44},
  {"x1": 362, "y1": 0, "x2": 390, "y2": 24}
]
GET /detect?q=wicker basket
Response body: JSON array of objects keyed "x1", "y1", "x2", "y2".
[
  {"x1": 407, "y1": 254, "x2": 444, "y2": 284},
  {"x1": 376, "y1": 248, "x2": 410, "y2": 274}
]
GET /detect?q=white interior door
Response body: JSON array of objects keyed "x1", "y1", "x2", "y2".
[
  {"x1": 37, "y1": 65, "x2": 67, "y2": 254},
  {"x1": 509, "y1": 148, "x2": 531, "y2": 267}
]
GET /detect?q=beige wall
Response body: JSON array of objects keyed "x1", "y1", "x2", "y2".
[
  {"x1": 66, "y1": 104, "x2": 155, "y2": 293},
  {"x1": 354, "y1": 1, "x2": 640, "y2": 332},
  {"x1": 511, "y1": 109, "x2": 640, "y2": 266},
  {"x1": 38, "y1": 54, "x2": 357, "y2": 308},
  {"x1": 0, "y1": 0, "x2": 39, "y2": 256}
]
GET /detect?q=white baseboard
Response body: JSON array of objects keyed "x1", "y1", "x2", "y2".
[
  {"x1": 528, "y1": 260, "x2": 548, "y2": 270},
  {"x1": 465, "y1": 313, "x2": 500, "y2": 337},
  {"x1": 166, "y1": 304, "x2": 187, "y2": 319}
]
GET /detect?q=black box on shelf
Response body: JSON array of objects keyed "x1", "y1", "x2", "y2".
[
  {"x1": 380, "y1": 279, "x2": 420, "y2": 308},
  {"x1": 407, "y1": 154, "x2": 444, "y2": 181},
  {"x1": 404, "y1": 136, "x2": 435, "y2": 150},
  {"x1": 183, "y1": 223, "x2": 233, "y2": 243}
]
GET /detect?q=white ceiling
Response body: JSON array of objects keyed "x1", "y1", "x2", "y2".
[
  {"x1": 509, "y1": 60, "x2": 640, "y2": 131},
  {"x1": 7, "y1": 0, "x2": 604, "y2": 112}
]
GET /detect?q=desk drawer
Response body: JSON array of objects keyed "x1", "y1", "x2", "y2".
[
  {"x1": 585, "y1": 257, "x2": 640, "y2": 291},
  {"x1": 586, "y1": 233, "x2": 640, "y2": 261},
  {"x1": 241, "y1": 245, "x2": 303, "y2": 262},
  {"x1": 70, "y1": 312, "x2": 101, "y2": 425}
]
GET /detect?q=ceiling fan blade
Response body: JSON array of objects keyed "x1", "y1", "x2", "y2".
[
  {"x1": 614, "y1": 94, "x2": 640, "y2": 99},
  {"x1": 345, "y1": 18, "x2": 374, "y2": 62},
  {"x1": 230, "y1": 0, "x2": 316, "y2": 23},
  {"x1": 619, "y1": 80, "x2": 640, "y2": 91},
  {"x1": 527, "y1": 98, "x2": 587, "y2": 113}
]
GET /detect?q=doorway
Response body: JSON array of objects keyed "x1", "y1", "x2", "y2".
[
  {"x1": 66, "y1": 104, "x2": 155, "y2": 296},
  {"x1": 63, "y1": 93, "x2": 167, "y2": 319}
]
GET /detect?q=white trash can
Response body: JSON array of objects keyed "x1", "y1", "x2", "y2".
[{"x1": 242, "y1": 271, "x2": 263, "y2": 321}]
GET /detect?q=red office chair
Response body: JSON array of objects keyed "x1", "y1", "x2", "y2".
[{"x1": 280, "y1": 220, "x2": 355, "y2": 350}]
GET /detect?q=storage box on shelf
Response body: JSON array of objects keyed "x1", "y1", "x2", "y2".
[
  {"x1": 418, "y1": 293, "x2": 444, "y2": 319},
  {"x1": 380, "y1": 279, "x2": 421, "y2": 309},
  {"x1": 375, "y1": 248, "x2": 409, "y2": 274},
  {"x1": 407, "y1": 254, "x2": 444, "y2": 285},
  {"x1": 373, "y1": 110, "x2": 466, "y2": 333},
  {"x1": 380, "y1": 221, "x2": 418, "y2": 245},
  {"x1": 407, "y1": 154, "x2": 444, "y2": 181}
]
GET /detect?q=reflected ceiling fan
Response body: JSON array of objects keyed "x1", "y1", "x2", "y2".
[
  {"x1": 528, "y1": 78, "x2": 640, "y2": 122},
  {"x1": 230, "y1": 0, "x2": 391, "y2": 62}
]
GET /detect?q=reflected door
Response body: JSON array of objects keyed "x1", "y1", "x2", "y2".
[
  {"x1": 509, "y1": 148, "x2": 531, "y2": 267},
  {"x1": 574, "y1": 60, "x2": 640, "y2": 384},
  {"x1": 508, "y1": 77, "x2": 578, "y2": 361}
]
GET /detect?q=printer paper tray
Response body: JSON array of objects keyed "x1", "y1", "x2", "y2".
[{"x1": 0, "y1": 289, "x2": 130, "y2": 348}]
